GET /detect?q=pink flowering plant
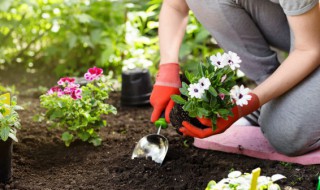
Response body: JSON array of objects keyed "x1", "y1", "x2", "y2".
[
  {"x1": 171, "y1": 51, "x2": 252, "y2": 128},
  {"x1": 39, "y1": 67, "x2": 117, "y2": 147}
]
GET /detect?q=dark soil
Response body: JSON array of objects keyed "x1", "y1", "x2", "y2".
[{"x1": 0, "y1": 73, "x2": 319, "y2": 190}]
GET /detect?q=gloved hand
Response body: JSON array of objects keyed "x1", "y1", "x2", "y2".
[
  {"x1": 150, "y1": 63, "x2": 181, "y2": 123},
  {"x1": 179, "y1": 93, "x2": 260, "y2": 138}
]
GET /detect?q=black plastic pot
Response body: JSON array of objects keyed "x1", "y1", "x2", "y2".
[
  {"x1": 121, "y1": 68, "x2": 152, "y2": 106},
  {"x1": 0, "y1": 138, "x2": 12, "y2": 183}
]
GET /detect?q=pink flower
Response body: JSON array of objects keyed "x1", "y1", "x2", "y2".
[
  {"x1": 219, "y1": 93, "x2": 225, "y2": 100},
  {"x1": 47, "y1": 86, "x2": 64, "y2": 97},
  {"x1": 63, "y1": 82, "x2": 80, "y2": 95},
  {"x1": 63, "y1": 87, "x2": 76, "y2": 95},
  {"x1": 57, "y1": 77, "x2": 75, "y2": 86},
  {"x1": 84, "y1": 66, "x2": 103, "y2": 81},
  {"x1": 71, "y1": 88, "x2": 82, "y2": 100}
]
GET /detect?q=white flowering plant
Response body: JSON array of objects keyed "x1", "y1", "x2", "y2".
[
  {"x1": 0, "y1": 94, "x2": 23, "y2": 142},
  {"x1": 206, "y1": 170, "x2": 286, "y2": 190},
  {"x1": 38, "y1": 67, "x2": 117, "y2": 147},
  {"x1": 171, "y1": 51, "x2": 252, "y2": 128}
]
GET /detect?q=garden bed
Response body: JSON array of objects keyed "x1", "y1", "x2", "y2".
[{"x1": 0, "y1": 92, "x2": 319, "y2": 190}]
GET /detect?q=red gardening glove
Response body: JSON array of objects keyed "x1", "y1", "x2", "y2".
[
  {"x1": 150, "y1": 63, "x2": 181, "y2": 123},
  {"x1": 179, "y1": 93, "x2": 260, "y2": 138}
]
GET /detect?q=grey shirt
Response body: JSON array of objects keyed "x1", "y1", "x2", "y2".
[{"x1": 270, "y1": 0, "x2": 319, "y2": 15}]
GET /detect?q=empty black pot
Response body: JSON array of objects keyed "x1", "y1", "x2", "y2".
[
  {"x1": 121, "y1": 68, "x2": 153, "y2": 106},
  {"x1": 0, "y1": 138, "x2": 12, "y2": 183}
]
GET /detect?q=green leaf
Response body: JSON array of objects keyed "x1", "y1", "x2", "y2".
[
  {"x1": 68, "y1": 33, "x2": 78, "y2": 49},
  {"x1": 183, "y1": 101, "x2": 192, "y2": 111},
  {"x1": 89, "y1": 138, "x2": 102, "y2": 146},
  {"x1": 90, "y1": 29, "x2": 102, "y2": 44},
  {"x1": 78, "y1": 131, "x2": 90, "y2": 141},
  {"x1": 196, "y1": 107, "x2": 210, "y2": 117},
  {"x1": 81, "y1": 112, "x2": 90, "y2": 119},
  {"x1": 62, "y1": 132, "x2": 74, "y2": 147},
  {"x1": 74, "y1": 14, "x2": 93, "y2": 23},
  {"x1": 0, "y1": 126, "x2": 10, "y2": 141},
  {"x1": 195, "y1": 29, "x2": 210, "y2": 43},
  {"x1": 208, "y1": 86, "x2": 218, "y2": 96},
  {"x1": 171, "y1": 95, "x2": 187, "y2": 105},
  {"x1": 197, "y1": 63, "x2": 204, "y2": 77},
  {"x1": 217, "y1": 109, "x2": 230, "y2": 116},
  {"x1": 180, "y1": 82, "x2": 189, "y2": 96},
  {"x1": 49, "y1": 110, "x2": 64, "y2": 120},
  {"x1": 184, "y1": 71, "x2": 193, "y2": 83},
  {"x1": 218, "y1": 88, "x2": 230, "y2": 95}
]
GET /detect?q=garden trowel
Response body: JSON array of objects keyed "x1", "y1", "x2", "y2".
[{"x1": 131, "y1": 115, "x2": 169, "y2": 165}]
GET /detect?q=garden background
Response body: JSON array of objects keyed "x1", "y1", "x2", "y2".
[{"x1": 0, "y1": 0, "x2": 218, "y2": 88}]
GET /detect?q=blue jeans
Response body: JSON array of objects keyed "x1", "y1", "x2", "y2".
[{"x1": 187, "y1": 0, "x2": 320, "y2": 156}]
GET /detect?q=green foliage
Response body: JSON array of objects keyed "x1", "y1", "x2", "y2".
[
  {"x1": 0, "y1": 0, "x2": 129, "y2": 77},
  {"x1": 0, "y1": 95, "x2": 23, "y2": 142},
  {"x1": 121, "y1": 0, "x2": 161, "y2": 74},
  {"x1": 39, "y1": 73, "x2": 117, "y2": 147},
  {"x1": 0, "y1": 0, "x2": 219, "y2": 80}
]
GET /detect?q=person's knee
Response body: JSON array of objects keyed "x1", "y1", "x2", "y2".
[
  {"x1": 261, "y1": 123, "x2": 313, "y2": 156},
  {"x1": 271, "y1": 141, "x2": 307, "y2": 156}
]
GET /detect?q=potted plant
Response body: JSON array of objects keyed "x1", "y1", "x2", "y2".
[
  {"x1": 170, "y1": 51, "x2": 252, "y2": 131},
  {"x1": 38, "y1": 67, "x2": 117, "y2": 147},
  {"x1": 0, "y1": 93, "x2": 23, "y2": 183}
]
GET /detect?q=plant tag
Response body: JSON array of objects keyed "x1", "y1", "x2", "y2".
[
  {"x1": 250, "y1": 167, "x2": 261, "y2": 190},
  {"x1": 0, "y1": 93, "x2": 11, "y2": 116}
]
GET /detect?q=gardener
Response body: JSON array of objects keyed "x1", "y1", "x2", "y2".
[{"x1": 149, "y1": 0, "x2": 320, "y2": 156}]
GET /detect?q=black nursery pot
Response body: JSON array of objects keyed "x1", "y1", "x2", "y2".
[
  {"x1": 121, "y1": 68, "x2": 152, "y2": 106},
  {"x1": 0, "y1": 138, "x2": 12, "y2": 183}
]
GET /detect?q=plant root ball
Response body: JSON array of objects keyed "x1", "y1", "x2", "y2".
[{"x1": 170, "y1": 103, "x2": 209, "y2": 135}]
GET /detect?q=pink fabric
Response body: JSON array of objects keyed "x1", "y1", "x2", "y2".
[{"x1": 193, "y1": 126, "x2": 320, "y2": 165}]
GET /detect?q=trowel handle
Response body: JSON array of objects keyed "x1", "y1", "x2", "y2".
[{"x1": 155, "y1": 113, "x2": 168, "y2": 129}]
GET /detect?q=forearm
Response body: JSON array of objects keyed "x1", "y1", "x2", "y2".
[
  {"x1": 252, "y1": 4, "x2": 320, "y2": 105},
  {"x1": 252, "y1": 50, "x2": 320, "y2": 105},
  {"x1": 159, "y1": 0, "x2": 189, "y2": 64}
]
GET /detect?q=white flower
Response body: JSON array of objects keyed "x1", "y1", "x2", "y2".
[
  {"x1": 198, "y1": 77, "x2": 211, "y2": 90},
  {"x1": 228, "y1": 171, "x2": 242, "y2": 178},
  {"x1": 267, "y1": 184, "x2": 281, "y2": 190},
  {"x1": 225, "y1": 51, "x2": 241, "y2": 70},
  {"x1": 230, "y1": 85, "x2": 252, "y2": 107},
  {"x1": 209, "y1": 52, "x2": 227, "y2": 68},
  {"x1": 271, "y1": 174, "x2": 286, "y2": 182},
  {"x1": 188, "y1": 83, "x2": 204, "y2": 99},
  {"x1": 206, "y1": 170, "x2": 285, "y2": 190}
]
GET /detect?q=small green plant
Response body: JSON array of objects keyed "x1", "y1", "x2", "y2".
[
  {"x1": 38, "y1": 67, "x2": 117, "y2": 147},
  {"x1": 0, "y1": 94, "x2": 23, "y2": 142},
  {"x1": 279, "y1": 162, "x2": 293, "y2": 169}
]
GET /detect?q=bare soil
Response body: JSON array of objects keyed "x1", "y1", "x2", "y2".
[
  {"x1": 0, "y1": 91, "x2": 318, "y2": 190},
  {"x1": 0, "y1": 67, "x2": 319, "y2": 190}
]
